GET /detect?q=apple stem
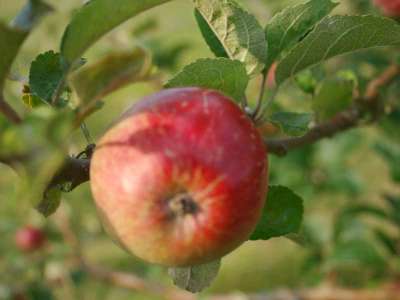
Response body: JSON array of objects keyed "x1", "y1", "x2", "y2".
[{"x1": 80, "y1": 121, "x2": 93, "y2": 144}]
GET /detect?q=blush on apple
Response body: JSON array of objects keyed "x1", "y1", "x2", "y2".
[
  {"x1": 90, "y1": 87, "x2": 268, "y2": 267},
  {"x1": 373, "y1": 0, "x2": 400, "y2": 16},
  {"x1": 15, "y1": 226, "x2": 46, "y2": 252}
]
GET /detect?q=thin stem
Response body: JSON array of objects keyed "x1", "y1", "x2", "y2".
[
  {"x1": 251, "y1": 71, "x2": 267, "y2": 119},
  {"x1": 80, "y1": 122, "x2": 93, "y2": 144},
  {"x1": 0, "y1": 94, "x2": 22, "y2": 124},
  {"x1": 254, "y1": 87, "x2": 278, "y2": 124}
]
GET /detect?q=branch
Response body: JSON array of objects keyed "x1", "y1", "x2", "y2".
[
  {"x1": 49, "y1": 157, "x2": 91, "y2": 191},
  {"x1": 0, "y1": 94, "x2": 22, "y2": 124},
  {"x1": 266, "y1": 64, "x2": 400, "y2": 156}
]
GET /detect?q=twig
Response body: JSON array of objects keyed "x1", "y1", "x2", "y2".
[
  {"x1": 266, "y1": 108, "x2": 360, "y2": 156},
  {"x1": 365, "y1": 64, "x2": 400, "y2": 101},
  {"x1": 265, "y1": 64, "x2": 400, "y2": 156},
  {"x1": 48, "y1": 157, "x2": 91, "y2": 191},
  {"x1": 0, "y1": 94, "x2": 22, "y2": 124}
]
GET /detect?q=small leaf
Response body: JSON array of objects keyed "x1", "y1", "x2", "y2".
[
  {"x1": 166, "y1": 58, "x2": 249, "y2": 102},
  {"x1": 312, "y1": 77, "x2": 354, "y2": 121},
  {"x1": 276, "y1": 15, "x2": 400, "y2": 84},
  {"x1": 36, "y1": 186, "x2": 62, "y2": 217},
  {"x1": 1, "y1": 0, "x2": 53, "y2": 89},
  {"x1": 29, "y1": 51, "x2": 65, "y2": 104},
  {"x1": 250, "y1": 185, "x2": 304, "y2": 240},
  {"x1": 71, "y1": 48, "x2": 152, "y2": 111},
  {"x1": 384, "y1": 194, "x2": 400, "y2": 226},
  {"x1": 270, "y1": 112, "x2": 313, "y2": 136},
  {"x1": 265, "y1": 0, "x2": 338, "y2": 69},
  {"x1": 194, "y1": 0, "x2": 267, "y2": 76},
  {"x1": 194, "y1": 9, "x2": 229, "y2": 58},
  {"x1": 168, "y1": 260, "x2": 221, "y2": 293},
  {"x1": 61, "y1": 0, "x2": 171, "y2": 64},
  {"x1": 374, "y1": 229, "x2": 398, "y2": 256},
  {"x1": 294, "y1": 69, "x2": 318, "y2": 94},
  {"x1": 11, "y1": 0, "x2": 53, "y2": 31}
]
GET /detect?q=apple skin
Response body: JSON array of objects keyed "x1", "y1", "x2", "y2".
[
  {"x1": 90, "y1": 87, "x2": 268, "y2": 267},
  {"x1": 15, "y1": 226, "x2": 46, "y2": 252},
  {"x1": 373, "y1": 0, "x2": 400, "y2": 16}
]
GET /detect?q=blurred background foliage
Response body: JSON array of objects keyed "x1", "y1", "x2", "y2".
[{"x1": 0, "y1": 0, "x2": 399, "y2": 299}]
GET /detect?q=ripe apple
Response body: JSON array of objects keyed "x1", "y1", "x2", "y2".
[
  {"x1": 90, "y1": 87, "x2": 268, "y2": 267},
  {"x1": 373, "y1": 0, "x2": 400, "y2": 16},
  {"x1": 15, "y1": 226, "x2": 46, "y2": 252}
]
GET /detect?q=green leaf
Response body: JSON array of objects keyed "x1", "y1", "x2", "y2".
[
  {"x1": 193, "y1": 0, "x2": 267, "y2": 76},
  {"x1": 265, "y1": 0, "x2": 338, "y2": 69},
  {"x1": 194, "y1": 9, "x2": 229, "y2": 58},
  {"x1": 168, "y1": 260, "x2": 221, "y2": 293},
  {"x1": 276, "y1": 15, "x2": 400, "y2": 84},
  {"x1": 11, "y1": 0, "x2": 53, "y2": 31},
  {"x1": 374, "y1": 229, "x2": 398, "y2": 256},
  {"x1": 71, "y1": 48, "x2": 152, "y2": 113},
  {"x1": 270, "y1": 112, "x2": 312, "y2": 136},
  {"x1": 29, "y1": 51, "x2": 65, "y2": 104},
  {"x1": 60, "y1": 0, "x2": 171, "y2": 65},
  {"x1": 0, "y1": 0, "x2": 53, "y2": 89},
  {"x1": 166, "y1": 58, "x2": 249, "y2": 102},
  {"x1": 294, "y1": 69, "x2": 318, "y2": 94},
  {"x1": 384, "y1": 194, "x2": 400, "y2": 226},
  {"x1": 312, "y1": 77, "x2": 354, "y2": 121},
  {"x1": 27, "y1": 282, "x2": 54, "y2": 300},
  {"x1": 250, "y1": 185, "x2": 304, "y2": 240},
  {"x1": 36, "y1": 186, "x2": 62, "y2": 217}
]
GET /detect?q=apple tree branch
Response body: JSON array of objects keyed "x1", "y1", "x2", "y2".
[{"x1": 265, "y1": 64, "x2": 400, "y2": 156}]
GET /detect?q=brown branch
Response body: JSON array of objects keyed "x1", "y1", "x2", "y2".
[
  {"x1": 365, "y1": 64, "x2": 400, "y2": 100},
  {"x1": 266, "y1": 108, "x2": 360, "y2": 156},
  {"x1": 48, "y1": 157, "x2": 91, "y2": 191},
  {"x1": 266, "y1": 64, "x2": 400, "y2": 156},
  {"x1": 0, "y1": 95, "x2": 22, "y2": 124}
]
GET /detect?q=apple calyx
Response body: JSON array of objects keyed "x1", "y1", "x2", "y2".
[{"x1": 168, "y1": 192, "x2": 199, "y2": 218}]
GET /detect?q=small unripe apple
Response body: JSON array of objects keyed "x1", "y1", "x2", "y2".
[
  {"x1": 373, "y1": 0, "x2": 400, "y2": 16},
  {"x1": 90, "y1": 88, "x2": 268, "y2": 267},
  {"x1": 15, "y1": 226, "x2": 46, "y2": 252}
]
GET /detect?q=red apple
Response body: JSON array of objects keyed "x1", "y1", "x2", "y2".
[
  {"x1": 373, "y1": 0, "x2": 400, "y2": 16},
  {"x1": 15, "y1": 226, "x2": 46, "y2": 252},
  {"x1": 90, "y1": 87, "x2": 268, "y2": 266}
]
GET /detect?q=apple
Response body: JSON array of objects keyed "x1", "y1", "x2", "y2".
[
  {"x1": 373, "y1": 0, "x2": 400, "y2": 16},
  {"x1": 15, "y1": 226, "x2": 46, "y2": 252},
  {"x1": 90, "y1": 87, "x2": 268, "y2": 267}
]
